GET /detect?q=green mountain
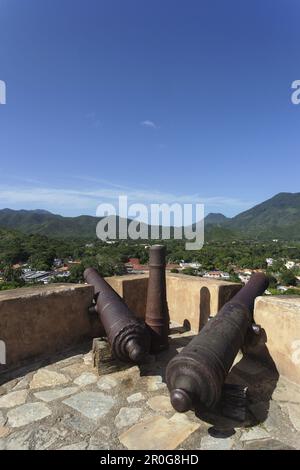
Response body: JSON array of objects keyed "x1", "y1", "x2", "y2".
[
  {"x1": 204, "y1": 224, "x2": 240, "y2": 241},
  {"x1": 0, "y1": 209, "x2": 99, "y2": 238},
  {"x1": 227, "y1": 192, "x2": 300, "y2": 239},
  {"x1": 0, "y1": 192, "x2": 299, "y2": 240},
  {"x1": 0, "y1": 208, "x2": 239, "y2": 240},
  {"x1": 204, "y1": 213, "x2": 229, "y2": 226},
  {"x1": 0, "y1": 209, "x2": 151, "y2": 240}
]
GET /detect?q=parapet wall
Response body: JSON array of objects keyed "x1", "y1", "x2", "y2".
[
  {"x1": 165, "y1": 273, "x2": 242, "y2": 331},
  {"x1": 251, "y1": 296, "x2": 300, "y2": 385},
  {"x1": 0, "y1": 274, "x2": 240, "y2": 370},
  {"x1": 1, "y1": 275, "x2": 300, "y2": 386},
  {"x1": 0, "y1": 284, "x2": 102, "y2": 371},
  {"x1": 106, "y1": 273, "x2": 242, "y2": 332}
]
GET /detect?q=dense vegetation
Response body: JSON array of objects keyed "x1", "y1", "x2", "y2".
[
  {"x1": 1, "y1": 192, "x2": 300, "y2": 290},
  {"x1": 0, "y1": 227, "x2": 299, "y2": 291},
  {"x1": 0, "y1": 228, "x2": 151, "y2": 288}
]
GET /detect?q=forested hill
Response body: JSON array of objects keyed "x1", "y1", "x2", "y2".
[{"x1": 0, "y1": 192, "x2": 300, "y2": 240}]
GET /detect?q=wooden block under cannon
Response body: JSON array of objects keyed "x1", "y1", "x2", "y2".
[{"x1": 92, "y1": 337, "x2": 132, "y2": 376}]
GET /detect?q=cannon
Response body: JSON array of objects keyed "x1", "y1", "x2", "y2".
[
  {"x1": 84, "y1": 267, "x2": 151, "y2": 364},
  {"x1": 166, "y1": 273, "x2": 269, "y2": 413},
  {"x1": 145, "y1": 245, "x2": 170, "y2": 353}
]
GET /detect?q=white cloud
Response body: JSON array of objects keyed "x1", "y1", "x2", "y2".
[
  {"x1": 140, "y1": 120, "x2": 157, "y2": 129},
  {"x1": 0, "y1": 183, "x2": 253, "y2": 217}
]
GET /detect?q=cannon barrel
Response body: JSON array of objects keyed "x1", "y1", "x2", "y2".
[
  {"x1": 166, "y1": 272, "x2": 269, "y2": 412},
  {"x1": 84, "y1": 267, "x2": 151, "y2": 364},
  {"x1": 145, "y1": 245, "x2": 170, "y2": 353}
]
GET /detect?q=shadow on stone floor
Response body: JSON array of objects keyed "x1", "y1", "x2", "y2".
[
  {"x1": 139, "y1": 324, "x2": 280, "y2": 437},
  {"x1": 232, "y1": 331, "x2": 279, "y2": 426},
  {"x1": 0, "y1": 325, "x2": 193, "y2": 387},
  {"x1": 1, "y1": 324, "x2": 280, "y2": 441},
  {"x1": 194, "y1": 342, "x2": 279, "y2": 433},
  {"x1": 0, "y1": 340, "x2": 92, "y2": 386},
  {"x1": 0, "y1": 324, "x2": 193, "y2": 388},
  {"x1": 138, "y1": 327, "x2": 196, "y2": 382}
]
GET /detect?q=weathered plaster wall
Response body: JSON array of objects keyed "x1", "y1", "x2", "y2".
[{"x1": 0, "y1": 284, "x2": 102, "y2": 369}]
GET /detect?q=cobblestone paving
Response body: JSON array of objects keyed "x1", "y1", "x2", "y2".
[{"x1": 0, "y1": 327, "x2": 299, "y2": 450}]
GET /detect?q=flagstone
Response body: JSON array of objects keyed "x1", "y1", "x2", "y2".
[
  {"x1": 34, "y1": 386, "x2": 79, "y2": 402},
  {"x1": 7, "y1": 403, "x2": 52, "y2": 428},
  {"x1": 115, "y1": 407, "x2": 142, "y2": 429},
  {"x1": 63, "y1": 391, "x2": 115, "y2": 421},
  {"x1": 97, "y1": 376, "x2": 118, "y2": 391},
  {"x1": 30, "y1": 369, "x2": 69, "y2": 389},
  {"x1": 119, "y1": 414, "x2": 199, "y2": 450},
  {"x1": 127, "y1": 392, "x2": 145, "y2": 403},
  {"x1": 287, "y1": 403, "x2": 300, "y2": 431},
  {"x1": 147, "y1": 395, "x2": 173, "y2": 413},
  {"x1": 74, "y1": 372, "x2": 97, "y2": 386},
  {"x1": 0, "y1": 390, "x2": 28, "y2": 409}
]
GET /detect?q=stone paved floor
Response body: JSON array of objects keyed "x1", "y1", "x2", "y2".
[{"x1": 0, "y1": 326, "x2": 300, "y2": 450}]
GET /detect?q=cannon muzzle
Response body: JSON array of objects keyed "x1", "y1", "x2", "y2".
[
  {"x1": 166, "y1": 272, "x2": 269, "y2": 412},
  {"x1": 84, "y1": 267, "x2": 151, "y2": 364}
]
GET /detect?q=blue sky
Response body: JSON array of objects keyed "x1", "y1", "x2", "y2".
[{"x1": 0, "y1": 0, "x2": 299, "y2": 218}]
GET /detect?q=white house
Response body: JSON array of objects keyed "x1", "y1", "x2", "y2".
[{"x1": 285, "y1": 261, "x2": 296, "y2": 270}]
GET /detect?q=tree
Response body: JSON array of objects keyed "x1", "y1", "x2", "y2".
[
  {"x1": 182, "y1": 267, "x2": 198, "y2": 276},
  {"x1": 29, "y1": 253, "x2": 54, "y2": 271},
  {"x1": 267, "y1": 275, "x2": 278, "y2": 289},
  {"x1": 271, "y1": 260, "x2": 285, "y2": 273},
  {"x1": 280, "y1": 269, "x2": 297, "y2": 287},
  {"x1": 2, "y1": 265, "x2": 25, "y2": 287},
  {"x1": 69, "y1": 264, "x2": 85, "y2": 283},
  {"x1": 228, "y1": 273, "x2": 241, "y2": 283}
]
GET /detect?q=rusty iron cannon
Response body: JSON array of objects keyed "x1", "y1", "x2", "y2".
[
  {"x1": 166, "y1": 272, "x2": 269, "y2": 413},
  {"x1": 145, "y1": 245, "x2": 170, "y2": 353},
  {"x1": 84, "y1": 267, "x2": 151, "y2": 364}
]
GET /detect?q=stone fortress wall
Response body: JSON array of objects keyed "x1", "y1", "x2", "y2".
[{"x1": 0, "y1": 274, "x2": 299, "y2": 385}]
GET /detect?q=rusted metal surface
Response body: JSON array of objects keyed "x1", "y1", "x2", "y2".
[
  {"x1": 166, "y1": 273, "x2": 269, "y2": 413},
  {"x1": 233, "y1": 272, "x2": 268, "y2": 312},
  {"x1": 84, "y1": 267, "x2": 151, "y2": 364},
  {"x1": 145, "y1": 245, "x2": 170, "y2": 353}
]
